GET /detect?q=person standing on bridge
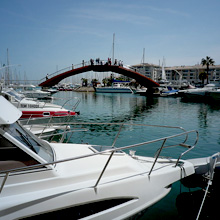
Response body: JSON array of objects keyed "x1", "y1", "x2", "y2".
[
  {"x1": 46, "y1": 73, "x2": 49, "y2": 80},
  {"x1": 90, "y1": 59, "x2": 94, "y2": 65},
  {"x1": 119, "y1": 60, "x2": 123, "y2": 67},
  {"x1": 108, "y1": 58, "x2": 111, "y2": 65},
  {"x1": 96, "y1": 58, "x2": 100, "y2": 65}
]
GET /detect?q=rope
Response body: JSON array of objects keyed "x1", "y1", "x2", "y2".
[{"x1": 196, "y1": 155, "x2": 218, "y2": 220}]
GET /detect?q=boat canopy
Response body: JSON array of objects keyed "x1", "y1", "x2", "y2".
[{"x1": 0, "y1": 96, "x2": 22, "y2": 124}]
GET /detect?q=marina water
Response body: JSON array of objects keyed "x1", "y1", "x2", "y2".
[{"x1": 53, "y1": 91, "x2": 220, "y2": 219}]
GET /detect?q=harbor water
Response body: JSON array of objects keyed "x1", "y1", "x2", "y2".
[{"x1": 52, "y1": 91, "x2": 220, "y2": 219}]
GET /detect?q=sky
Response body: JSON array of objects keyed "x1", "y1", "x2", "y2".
[{"x1": 0, "y1": 0, "x2": 220, "y2": 82}]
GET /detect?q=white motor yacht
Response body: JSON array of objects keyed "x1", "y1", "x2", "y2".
[
  {"x1": 0, "y1": 96, "x2": 198, "y2": 219},
  {"x1": 1, "y1": 88, "x2": 79, "y2": 119},
  {"x1": 95, "y1": 83, "x2": 133, "y2": 93},
  {"x1": 13, "y1": 84, "x2": 51, "y2": 99},
  {"x1": 179, "y1": 82, "x2": 220, "y2": 100}
]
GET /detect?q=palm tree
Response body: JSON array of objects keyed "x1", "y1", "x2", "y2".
[
  {"x1": 199, "y1": 71, "x2": 207, "y2": 85},
  {"x1": 201, "y1": 56, "x2": 215, "y2": 84},
  {"x1": 81, "y1": 78, "x2": 88, "y2": 87},
  {"x1": 102, "y1": 78, "x2": 108, "y2": 87},
  {"x1": 91, "y1": 78, "x2": 98, "y2": 87}
]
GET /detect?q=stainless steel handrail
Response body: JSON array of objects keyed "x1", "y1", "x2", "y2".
[
  {"x1": 60, "y1": 97, "x2": 81, "y2": 110},
  {"x1": 0, "y1": 123, "x2": 199, "y2": 193}
]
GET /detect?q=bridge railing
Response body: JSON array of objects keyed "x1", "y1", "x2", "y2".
[
  {"x1": 39, "y1": 60, "x2": 146, "y2": 85},
  {"x1": 39, "y1": 61, "x2": 90, "y2": 84}
]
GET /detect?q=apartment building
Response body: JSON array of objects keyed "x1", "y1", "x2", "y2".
[{"x1": 132, "y1": 63, "x2": 220, "y2": 83}]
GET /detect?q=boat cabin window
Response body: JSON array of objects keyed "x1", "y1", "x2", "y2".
[
  {"x1": 1, "y1": 122, "x2": 54, "y2": 164},
  {"x1": 0, "y1": 135, "x2": 39, "y2": 172}
]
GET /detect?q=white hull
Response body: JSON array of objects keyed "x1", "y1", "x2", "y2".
[
  {"x1": 21, "y1": 91, "x2": 50, "y2": 99},
  {"x1": 13, "y1": 84, "x2": 51, "y2": 99},
  {"x1": 180, "y1": 83, "x2": 219, "y2": 99},
  {"x1": 95, "y1": 82, "x2": 133, "y2": 93},
  {"x1": 96, "y1": 87, "x2": 132, "y2": 93},
  {"x1": 0, "y1": 144, "x2": 194, "y2": 220},
  {"x1": 1, "y1": 88, "x2": 79, "y2": 118}
]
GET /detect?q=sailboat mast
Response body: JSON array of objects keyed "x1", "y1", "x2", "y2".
[
  {"x1": 161, "y1": 57, "x2": 167, "y2": 81},
  {"x1": 6, "y1": 48, "x2": 10, "y2": 85},
  {"x1": 112, "y1": 33, "x2": 115, "y2": 62}
]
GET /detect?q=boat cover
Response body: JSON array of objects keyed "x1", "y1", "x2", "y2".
[{"x1": 0, "y1": 96, "x2": 22, "y2": 124}]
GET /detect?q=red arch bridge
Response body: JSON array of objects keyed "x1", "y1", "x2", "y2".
[{"x1": 38, "y1": 61, "x2": 159, "y2": 88}]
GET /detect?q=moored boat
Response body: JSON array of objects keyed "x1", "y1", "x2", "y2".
[
  {"x1": 13, "y1": 84, "x2": 51, "y2": 99},
  {"x1": 179, "y1": 81, "x2": 220, "y2": 100},
  {"x1": 1, "y1": 88, "x2": 79, "y2": 119},
  {"x1": 207, "y1": 89, "x2": 220, "y2": 101},
  {"x1": 160, "y1": 86, "x2": 179, "y2": 97},
  {"x1": 0, "y1": 95, "x2": 199, "y2": 220},
  {"x1": 95, "y1": 82, "x2": 133, "y2": 93}
]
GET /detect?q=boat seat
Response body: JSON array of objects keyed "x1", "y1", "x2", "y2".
[
  {"x1": 0, "y1": 160, "x2": 26, "y2": 172},
  {"x1": 0, "y1": 159, "x2": 39, "y2": 172},
  {"x1": 0, "y1": 146, "x2": 39, "y2": 172}
]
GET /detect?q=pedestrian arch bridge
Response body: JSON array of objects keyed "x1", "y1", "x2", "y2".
[{"x1": 38, "y1": 61, "x2": 159, "y2": 88}]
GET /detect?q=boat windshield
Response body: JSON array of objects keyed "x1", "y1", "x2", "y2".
[
  {"x1": 6, "y1": 89, "x2": 24, "y2": 101},
  {"x1": 3, "y1": 122, "x2": 54, "y2": 163}
]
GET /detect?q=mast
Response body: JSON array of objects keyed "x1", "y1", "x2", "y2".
[
  {"x1": 142, "y1": 48, "x2": 145, "y2": 65},
  {"x1": 141, "y1": 48, "x2": 145, "y2": 75},
  {"x1": 161, "y1": 57, "x2": 167, "y2": 81},
  {"x1": 112, "y1": 33, "x2": 115, "y2": 62},
  {"x1": 6, "y1": 48, "x2": 10, "y2": 85}
]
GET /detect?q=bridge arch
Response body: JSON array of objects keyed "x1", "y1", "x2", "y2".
[{"x1": 39, "y1": 63, "x2": 159, "y2": 88}]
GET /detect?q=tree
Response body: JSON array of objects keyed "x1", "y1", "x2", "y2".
[
  {"x1": 102, "y1": 78, "x2": 108, "y2": 87},
  {"x1": 201, "y1": 56, "x2": 215, "y2": 84},
  {"x1": 91, "y1": 78, "x2": 98, "y2": 87},
  {"x1": 81, "y1": 78, "x2": 88, "y2": 87},
  {"x1": 199, "y1": 71, "x2": 207, "y2": 85}
]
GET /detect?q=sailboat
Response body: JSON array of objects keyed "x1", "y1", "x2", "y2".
[{"x1": 159, "y1": 58, "x2": 169, "y2": 85}]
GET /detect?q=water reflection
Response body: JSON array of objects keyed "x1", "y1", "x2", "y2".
[
  {"x1": 53, "y1": 92, "x2": 159, "y2": 123},
  {"x1": 198, "y1": 104, "x2": 208, "y2": 129},
  {"x1": 51, "y1": 92, "x2": 220, "y2": 156}
]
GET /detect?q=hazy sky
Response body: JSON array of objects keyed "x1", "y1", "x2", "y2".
[{"x1": 0, "y1": 0, "x2": 220, "y2": 81}]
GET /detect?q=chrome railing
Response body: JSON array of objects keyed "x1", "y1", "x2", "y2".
[{"x1": 0, "y1": 123, "x2": 199, "y2": 194}]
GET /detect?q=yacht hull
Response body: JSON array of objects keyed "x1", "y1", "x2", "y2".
[
  {"x1": 0, "y1": 144, "x2": 195, "y2": 220},
  {"x1": 95, "y1": 87, "x2": 132, "y2": 93}
]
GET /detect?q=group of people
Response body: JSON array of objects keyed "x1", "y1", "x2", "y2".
[
  {"x1": 89, "y1": 58, "x2": 123, "y2": 67},
  {"x1": 45, "y1": 58, "x2": 125, "y2": 80}
]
